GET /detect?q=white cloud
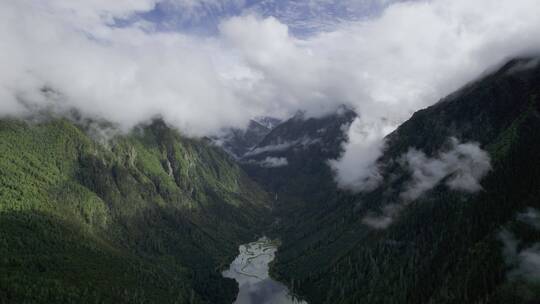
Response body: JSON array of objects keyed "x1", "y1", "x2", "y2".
[
  {"x1": 362, "y1": 203, "x2": 401, "y2": 229},
  {"x1": 514, "y1": 246, "x2": 540, "y2": 281},
  {"x1": 259, "y1": 157, "x2": 288, "y2": 168},
  {"x1": 517, "y1": 208, "x2": 540, "y2": 231},
  {"x1": 244, "y1": 141, "x2": 294, "y2": 157},
  {"x1": 0, "y1": 1, "x2": 262, "y2": 136},
  {"x1": 1, "y1": 0, "x2": 540, "y2": 146},
  {"x1": 329, "y1": 118, "x2": 393, "y2": 192},
  {"x1": 401, "y1": 138, "x2": 492, "y2": 201},
  {"x1": 500, "y1": 210, "x2": 540, "y2": 282},
  {"x1": 358, "y1": 138, "x2": 491, "y2": 230},
  {"x1": 243, "y1": 135, "x2": 321, "y2": 157}
]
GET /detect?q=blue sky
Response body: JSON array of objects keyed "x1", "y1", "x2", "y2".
[{"x1": 128, "y1": 0, "x2": 397, "y2": 36}]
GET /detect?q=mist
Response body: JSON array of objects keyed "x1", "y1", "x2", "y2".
[
  {"x1": 360, "y1": 138, "x2": 491, "y2": 229},
  {"x1": 400, "y1": 138, "x2": 492, "y2": 201},
  {"x1": 500, "y1": 208, "x2": 540, "y2": 282}
]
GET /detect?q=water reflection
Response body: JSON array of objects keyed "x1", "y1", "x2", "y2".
[{"x1": 223, "y1": 237, "x2": 307, "y2": 304}]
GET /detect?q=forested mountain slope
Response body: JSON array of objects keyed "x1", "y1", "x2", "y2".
[
  {"x1": 0, "y1": 117, "x2": 271, "y2": 304},
  {"x1": 269, "y1": 58, "x2": 540, "y2": 303},
  {"x1": 240, "y1": 107, "x2": 356, "y2": 222},
  {"x1": 3, "y1": 57, "x2": 540, "y2": 304}
]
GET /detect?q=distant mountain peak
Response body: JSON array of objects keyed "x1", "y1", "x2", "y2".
[
  {"x1": 253, "y1": 116, "x2": 282, "y2": 130},
  {"x1": 211, "y1": 116, "x2": 283, "y2": 158}
]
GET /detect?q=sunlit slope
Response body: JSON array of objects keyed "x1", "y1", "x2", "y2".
[{"x1": 0, "y1": 117, "x2": 271, "y2": 304}]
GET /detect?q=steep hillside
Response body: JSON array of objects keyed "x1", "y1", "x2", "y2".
[
  {"x1": 0, "y1": 117, "x2": 271, "y2": 304},
  {"x1": 269, "y1": 58, "x2": 540, "y2": 303},
  {"x1": 240, "y1": 107, "x2": 356, "y2": 220}
]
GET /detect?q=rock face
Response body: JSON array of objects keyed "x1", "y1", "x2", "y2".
[
  {"x1": 213, "y1": 117, "x2": 282, "y2": 159},
  {"x1": 267, "y1": 57, "x2": 540, "y2": 304},
  {"x1": 0, "y1": 117, "x2": 271, "y2": 304}
]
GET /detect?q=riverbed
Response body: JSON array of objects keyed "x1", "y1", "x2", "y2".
[{"x1": 222, "y1": 237, "x2": 307, "y2": 304}]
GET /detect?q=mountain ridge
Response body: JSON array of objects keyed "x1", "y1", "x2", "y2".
[
  {"x1": 0, "y1": 116, "x2": 272, "y2": 304},
  {"x1": 211, "y1": 117, "x2": 282, "y2": 159},
  {"x1": 266, "y1": 56, "x2": 540, "y2": 304}
]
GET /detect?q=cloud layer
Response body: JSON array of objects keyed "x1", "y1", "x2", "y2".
[
  {"x1": 401, "y1": 138, "x2": 492, "y2": 201},
  {"x1": 360, "y1": 138, "x2": 491, "y2": 229},
  {"x1": 1, "y1": 1, "x2": 540, "y2": 146}
]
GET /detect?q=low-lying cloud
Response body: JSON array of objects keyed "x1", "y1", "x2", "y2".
[
  {"x1": 517, "y1": 208, "x2": 540, "y2": 230},
  {"x1": 259, "y1": 157, "x2": 288, "y2": 168},
  {"x1": 400, "y1": 138, "x2": 492, "y2": 201},
  {"x1": 329, "y1": 118, "x2": 393, "y2": 192},
  {"x1": 244, "y1": 142, "x2": 294, "y2": 157},
  {"x1": 500, "y1": 208, "x2": 540, "y2": 282},
  {"x1": 359, "y1": 138, "x2": 491, "y2": 229},
  {"x1": 362, "y1": 203, "x2": 402, "y2": 230}
]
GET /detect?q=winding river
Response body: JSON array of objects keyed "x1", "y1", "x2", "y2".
[{"x1": 222, "y1": 237, "x2": 307, "y2": 304}]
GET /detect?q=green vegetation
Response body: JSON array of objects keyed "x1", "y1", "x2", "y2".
[
  {"x1": 0, "y1": 117, "x2": 271, "y2": 303},
  {"x1": 265, "y1": 58, "x2": 540, "y2": 303}
]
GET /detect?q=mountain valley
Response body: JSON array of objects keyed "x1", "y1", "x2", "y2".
[{"x1": 2, "y1": 58, "x2": 540, "y2": 304}]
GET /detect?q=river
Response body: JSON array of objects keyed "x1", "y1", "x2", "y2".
[{"x1": 222, "y1": 237, "x2": 307, "y2": 304}]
